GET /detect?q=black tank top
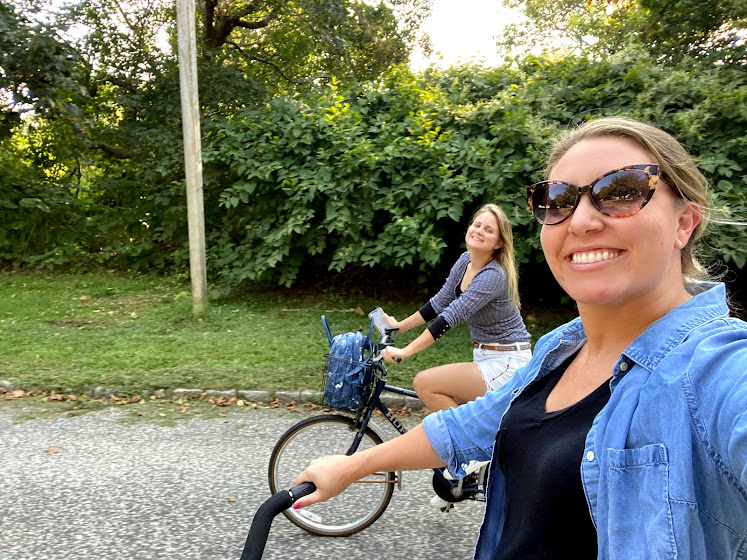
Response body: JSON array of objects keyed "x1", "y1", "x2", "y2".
[{"x1": 493, "y1": 357, "x2": 611, "y2": 559}]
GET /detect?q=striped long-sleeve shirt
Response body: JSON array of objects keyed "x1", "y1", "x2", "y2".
[{"x1": 422, "y1": 252, "x2": 530, "y2": 344}]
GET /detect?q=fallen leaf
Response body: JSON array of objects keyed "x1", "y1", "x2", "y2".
[
  {"x1": 228, "y1": 497, "x2": 236, "y2": 503},
  {"x1": 45, "y1": 448, "x2": 61, "y2": 455},
  {"x1": 79, "y1": 295, "x2": 88, "y2": 301},
  {"x1": 354, "y1": 306, "x2": 365, "y2": 315}
]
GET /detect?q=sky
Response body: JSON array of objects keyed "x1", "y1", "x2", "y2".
[{"x1": 409, "y1": 0, "x2": 522, "y2": 70}]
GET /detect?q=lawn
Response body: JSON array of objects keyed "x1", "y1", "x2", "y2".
[{"x1": 0, "y1": 272, "x2": 575, "y2": 395}]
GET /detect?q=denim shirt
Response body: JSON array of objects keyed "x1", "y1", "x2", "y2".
[{"x1": 422, "y1": 283, "x2": 747, "y2": 559}]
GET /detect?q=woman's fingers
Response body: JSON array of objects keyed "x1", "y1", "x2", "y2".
[
  {"x1": 384, "y1": 313, "x2": 398, "y2": 328},
  {"x1": 383, "y1": 346, "x2": 403, "y2": 363},
  {"x1": 292, "y1": 455, "x2": 353, "y2": 509}
]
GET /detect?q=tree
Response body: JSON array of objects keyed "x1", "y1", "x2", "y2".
[
  {"x1": 198, "y1": 0, "x2": 430, "y2": 87},
  {"x1": 499, "y1": 0, "x2": 747, "y2": 65},
  {"x1": 0, "y1": 1, "x2": 85, "y2": 129}
]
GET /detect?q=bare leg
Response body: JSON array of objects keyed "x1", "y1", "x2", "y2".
[{"x1": 413, "y1": 362, "x2": 487, "y2": 411}]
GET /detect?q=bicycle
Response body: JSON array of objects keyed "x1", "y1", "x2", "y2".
[{"x1": 266, "y1": 309, "x2": 488, "y2": 537}]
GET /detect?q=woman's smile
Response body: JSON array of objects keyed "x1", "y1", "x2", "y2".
[{"x1": 569, "y1": 250, "x2": 622, "y2": 265}]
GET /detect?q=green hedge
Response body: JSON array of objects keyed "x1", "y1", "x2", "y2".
[{"x1": 2, "y1": 50, "x2": 746, "y2": 301}]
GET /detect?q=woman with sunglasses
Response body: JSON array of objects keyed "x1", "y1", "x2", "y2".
[
  {"x1": 292, "y1": 117, "x2": 747, "y2": 559},
  {"x1": 381, "y1": 203, "x2": 531, "y2": 412}
]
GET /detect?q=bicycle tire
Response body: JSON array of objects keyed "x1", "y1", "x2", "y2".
[{"x1": 268, "y1": 414, "x2": 395, "y2": 537}]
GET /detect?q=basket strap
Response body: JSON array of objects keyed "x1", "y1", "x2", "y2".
[
  {"x1": 362, "y1": 316, "x2": 375, "y2": 357},
  {"x1": 321, "y1": 315, "x2": 334, "y2": 347}
]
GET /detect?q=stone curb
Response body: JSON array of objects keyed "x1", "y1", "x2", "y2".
[{"x1": 0, "y1": 380, "x2": 426, "y2": 411}]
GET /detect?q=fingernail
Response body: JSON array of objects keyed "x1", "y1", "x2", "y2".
[{"x1": 292, "y1": 503, "x2": 300, "y2": 509}]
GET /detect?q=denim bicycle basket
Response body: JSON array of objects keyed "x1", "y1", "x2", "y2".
[{"x1": 321, "y1": 316, "x2": 376, "y2": 412}]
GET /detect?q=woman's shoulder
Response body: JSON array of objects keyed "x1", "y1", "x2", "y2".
[
  {"x1": 442, "y1": 252, "x2": 470, "y2": 280},
  {"x1": 472, "y1": 257, "x2": 505, "y2": 281},
  {"x1": 454, "y1": 252, "x2": 471, "y2": 266},
  {"x1": 682, "y1": 317, "x2": 747, "y2": 376}
]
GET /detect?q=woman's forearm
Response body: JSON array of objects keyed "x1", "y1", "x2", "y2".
[
  {"x1": 401, "y1": 329, "x2": 436, "y2": 359},
  {"x1": 354, "y1": 424, "x2": 444, "y2": 473},
  {"x1": 393, "y1": 310, "x2": 426, "y2": 334},
  {"x1": 292, "y1": 424, "x2": 444, "y2": 508}
]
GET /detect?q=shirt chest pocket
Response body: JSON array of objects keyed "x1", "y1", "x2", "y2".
[{"x1": 605, "y1": 444, "x2": 676, "y2": 560}]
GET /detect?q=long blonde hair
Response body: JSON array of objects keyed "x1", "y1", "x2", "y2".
[
  {"x1": 472, "y1": 203, "x2": 522, "y2": 308},
  {"x1": 546, "y1": 116, "x2": 711, "y2": 284}
]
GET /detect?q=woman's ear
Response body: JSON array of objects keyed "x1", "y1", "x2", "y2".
[{"x1": 676, "y1": 201, "x2": 701, "y2": 248}]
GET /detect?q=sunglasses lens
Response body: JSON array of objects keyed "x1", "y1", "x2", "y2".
[
  {"x1": 530, "y1": 182, "x2": 577, "y2": 225},
  {"x1": 592, "y1": 169, "x2": 650, "y2": 216}
]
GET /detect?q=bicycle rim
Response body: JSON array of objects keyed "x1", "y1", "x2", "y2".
[{"x1": 268, "y1": 414, "x2": 395, "y2": 536}]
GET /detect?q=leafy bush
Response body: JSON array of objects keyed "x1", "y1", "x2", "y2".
[
  {"x1": 2, "y1": 51, "x2": 745, "y2": 302},
  {"x1": 202, "y1": 70, "x2": 551, "y2": 289}
]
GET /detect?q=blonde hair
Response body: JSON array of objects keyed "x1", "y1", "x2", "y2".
[
  {"x1": 472, "y1": 203, "x2": 522, "y2": 308},
  {"x1": 546, "y1": 116, "x2": 711, "y2": 284}
]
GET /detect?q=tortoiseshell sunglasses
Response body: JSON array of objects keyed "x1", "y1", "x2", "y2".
[{"x1": 527, "y1": 164, "x2": 667, "y2": 225}]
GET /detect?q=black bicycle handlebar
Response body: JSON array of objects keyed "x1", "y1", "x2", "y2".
[{"x1": 240, "y1": 482, "x2": 316, "y2": 560}]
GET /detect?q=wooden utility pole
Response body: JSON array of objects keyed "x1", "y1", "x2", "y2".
[{"x1": 176, "y1": 0, "x2": 208, "y2": 315}]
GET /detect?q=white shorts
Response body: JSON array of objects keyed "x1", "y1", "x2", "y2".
[{"x1": 474, "y1": 345, "x2": 532, "y2": 391}]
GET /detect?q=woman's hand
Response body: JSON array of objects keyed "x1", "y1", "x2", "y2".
[
  {"x1": 291, "y1": 454, "x2": 360, "y2": 509},
  {"x1": 383, "y1": 346, "x2": 406, "y2": 363},
  {"x1": 384, "y1": 313, "x2": 399, "y2": 329}
]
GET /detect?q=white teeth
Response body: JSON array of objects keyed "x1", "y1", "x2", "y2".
[{"x1": 571, "y1": 251, "x2": 620, "y2": 264}]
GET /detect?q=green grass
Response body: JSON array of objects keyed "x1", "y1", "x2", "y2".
[{"x1": 0, "y1": 272, "x2": 575, "y2": 395}]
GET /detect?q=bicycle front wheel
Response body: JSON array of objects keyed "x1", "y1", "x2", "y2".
[{"x1": 268, "y1": 414, "x2": 395, "y2": 536}]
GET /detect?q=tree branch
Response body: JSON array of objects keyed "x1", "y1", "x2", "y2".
[
  {"x1": 225, "y1": 40, "x2": 305, "y2": 85},
  {"x1": 234, "y1": 16, "x2": 271, "y2": 30}
]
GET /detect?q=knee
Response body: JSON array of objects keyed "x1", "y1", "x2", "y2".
[{"x1": 412, "y1": 370, "x2": 431, "y2": 396}]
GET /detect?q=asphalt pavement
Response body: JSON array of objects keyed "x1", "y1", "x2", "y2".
[{"x1": 0, "y1": 402, "x2": 483, "y2": 559}]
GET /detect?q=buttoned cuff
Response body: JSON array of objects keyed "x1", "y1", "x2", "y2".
[{"x1": 427, "y1": 315, "x2": 450, "y2": 340}]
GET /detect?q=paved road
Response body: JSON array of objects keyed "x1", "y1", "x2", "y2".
[{"x1": 0, "y1": 403, "x2": 483, "y2": 559}]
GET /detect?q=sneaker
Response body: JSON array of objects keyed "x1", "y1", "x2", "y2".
[
  {"x1": 464, "y1": 459, "x2": 490, "y2": 477},
  {"x1": 443, "y1": 460, "x2": 490, "y2": 481},
  {"x1": 429, "y1": 494, "x2": 454, "y2": 512}
]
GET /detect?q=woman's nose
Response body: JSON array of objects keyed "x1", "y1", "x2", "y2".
[{"x1": 567, "y1": 194, "x2": 604, "y2": 235}]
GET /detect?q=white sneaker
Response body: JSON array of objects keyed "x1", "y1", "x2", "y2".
[
  {"x1": 443, "y1": 460, "x2": 490, "y2": 480},
  {"x1": 429, "y1": 494, "x2": 453, "y2": 511},
  {"x1": 465, "y1": 459, "x2": 490, "y2": 476}
]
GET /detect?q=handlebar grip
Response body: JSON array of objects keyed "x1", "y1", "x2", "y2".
[
  {"x1": 289, "y1": 482, "x2": 316, "y2": 501},
  {"x1": 394, "y1": 357, "x2": 402, "y2": 363}
]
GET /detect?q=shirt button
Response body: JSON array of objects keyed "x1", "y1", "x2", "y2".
[
  {"x1": 586, "y1": 451, "x2": 595, "y2": 462},
  {"x1": 619, "y1": 362, "x2": 629, "y2": 372}
]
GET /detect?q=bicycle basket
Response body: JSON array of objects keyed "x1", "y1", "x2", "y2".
[{"x1": 322, "y1": 320, "x2": 376, "y2": 412}]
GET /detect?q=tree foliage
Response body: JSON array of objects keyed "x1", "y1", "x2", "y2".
[
  {"x1": 1, "y1": 1, "x2": 746, "y2": 303},
  {"x1": 0, "y1": 1, "x2": 85, "y2": 121},
  {"x1": 199, "y1": 0, "x2": 425, "y2": 85},
  {"x1": 500, "y1": 0, "x2": 747, "y2": 65}
]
